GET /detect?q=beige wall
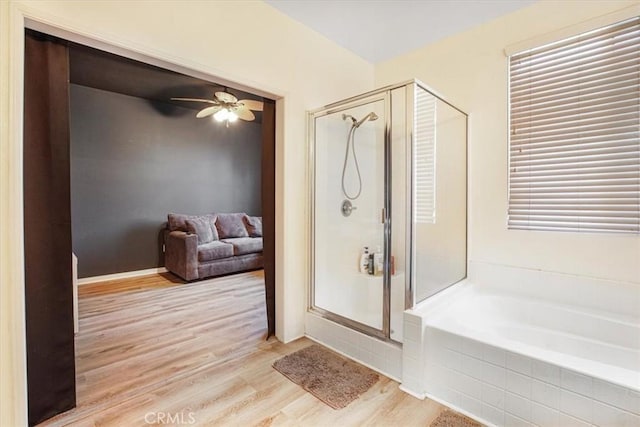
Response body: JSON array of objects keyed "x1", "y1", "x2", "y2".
[
  {"x1": 0, "y1": 1, "x2": 373, "y2": 424},
  {"x1": 376, "y1": 0, "x2": 640, "y2": 285},
  {"x1": 1, "y1": 1, "x2": 28, "y2": 425}
]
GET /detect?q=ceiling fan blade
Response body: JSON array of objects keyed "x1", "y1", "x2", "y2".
[
  {"x1": 196, "y1": 106, "x2": 222, "y2": 118},
  {"x1": 234, "y1": 107, "x2": 255, "y2": 121},
  {"x1": 215, "y1": 91, "x2": 238, "y2": 104},
  {"x1": 238, "y1": 99, "x2": 263, "y2": 111},
  {"x1": 171, "y1": 97, "x2": 218, "y2": 104}
]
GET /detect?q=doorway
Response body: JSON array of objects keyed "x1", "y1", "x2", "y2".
[{"x1": 23, "y1": 29, "x2": 277, "y2": 425}]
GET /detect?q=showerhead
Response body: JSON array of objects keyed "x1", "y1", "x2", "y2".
[
  {"x1": 343, "y1": 112, "x2": 378, "y2": 128},
  {"x1": 354, "y1": 112, "x2": 378, "y2": 128}
]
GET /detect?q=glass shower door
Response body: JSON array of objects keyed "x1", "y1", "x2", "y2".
[{"x1": 311, "y1": 96, "x2": 387, "y2": 333}]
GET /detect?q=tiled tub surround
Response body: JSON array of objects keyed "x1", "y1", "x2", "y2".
[
  {"x1": 402, "y1": 264, "x2": 640, "y2": 426},
  {"x1": 425, "y1": 329, "x2": 639, "y2": 427}
]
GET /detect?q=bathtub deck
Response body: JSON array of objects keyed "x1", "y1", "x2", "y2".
[
  {"x1": 39, "y1": 270, "x2": 444, "y2": 426},
  {"x1": 410, "y1": 275, "x2": 640, "y2": 427}
]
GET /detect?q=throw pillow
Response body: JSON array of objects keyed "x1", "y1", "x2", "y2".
[
  {"x1": 168, "y1": 213, "x2": 192, "y2": 232},
  {"x1": 243, "y1": 215, "x2": 263, "y2": 237},
  {"x1": 168, "y1": 213, "x2": 217, "y2": 234},
  {"x1": 215, "y1": 213, "x2": 249, "y2": 239},
  {"x1": 185, "y1": 217, "x2": 218, "y2": 244}
]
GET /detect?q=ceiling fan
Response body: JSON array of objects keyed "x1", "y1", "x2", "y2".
[{"x1": 171, "y1": 91, "x2": 263, "y2": 124}]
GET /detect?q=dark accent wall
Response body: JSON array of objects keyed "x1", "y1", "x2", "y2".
[{"x1": 70, "y1": 84, "x2": 262, "y2": 278}]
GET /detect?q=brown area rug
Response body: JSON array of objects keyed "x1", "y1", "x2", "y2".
[
  {"x1": 430, "y1": 410, "x2": 483, "y2": 427},
  {"x1": 272, "y1": 344, "x2": 379, "y2": 409}
]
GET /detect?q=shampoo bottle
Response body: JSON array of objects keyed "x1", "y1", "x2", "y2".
[
  {"x1": 374, "y1": 246, "x2": 383, "y2": 276},
  {"x1": 360, "y1": 247, "x2": 370, "y2": 274}
]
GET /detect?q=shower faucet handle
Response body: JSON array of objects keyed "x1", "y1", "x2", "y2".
[{"x1": 341, "y1": 200, "x2": 357, "y2": 217}]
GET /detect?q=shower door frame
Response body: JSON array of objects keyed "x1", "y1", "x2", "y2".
[
  {"x1": 308, "y1": 89, "x2": 394, "y2": 341},
  {"x1": 308, "y1": 79, "x2": 468, "y2": 342}
]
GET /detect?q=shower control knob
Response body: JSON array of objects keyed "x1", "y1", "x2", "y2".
[{"x1": 341, "y1": 200, "x2": 357, "y2": 217}]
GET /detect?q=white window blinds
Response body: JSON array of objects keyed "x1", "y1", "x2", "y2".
[
  {"x1": 415, "y1": 89, "x2": 436, "y2": 224},
  {"x1": 508, "y1": 17, "x2": 640, "y2": 233}
]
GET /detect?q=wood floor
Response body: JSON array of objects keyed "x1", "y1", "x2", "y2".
[{"x1": 40, "y1": 270, "x2": 444, "y2": 426}]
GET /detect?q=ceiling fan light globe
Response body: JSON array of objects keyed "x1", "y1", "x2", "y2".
[
  {"x1": 227, "y1": 111, "x2": 239, "y2": 122},
  {"x1": 214, "y1": 109, "x2": 229, "y2": 122}
]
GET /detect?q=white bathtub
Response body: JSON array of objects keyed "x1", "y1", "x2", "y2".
[
  {"x1": 402, "y1": 264, "x2": 640, "y2": 426},
  {"x1": 427, "y1": 285, "x2": 640, "y2": 392}
]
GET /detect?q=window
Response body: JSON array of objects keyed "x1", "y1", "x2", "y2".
[
  {"x1": 508, "y1": 17, "x2": 640, "y2": 233},
  {"x1": 414, "y1": 88, "x2": 436, "y2": 224}
]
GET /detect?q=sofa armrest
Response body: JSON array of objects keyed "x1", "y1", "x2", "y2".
[{"x1": 165, "y1": 231, "x2": 198, "y2": 281}]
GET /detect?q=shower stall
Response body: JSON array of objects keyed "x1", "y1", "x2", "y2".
[{"x1": 308, "y1": 80, "x2": 467, "y2": 358}]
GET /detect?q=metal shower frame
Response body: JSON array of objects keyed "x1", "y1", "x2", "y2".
[{"x1": 307, "y1": 79, "x2": 467, "y2": 342}]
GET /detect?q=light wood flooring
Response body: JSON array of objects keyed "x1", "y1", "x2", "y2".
[{"x1": 40, "y1": 270, "x2": 444, "y2": 426}]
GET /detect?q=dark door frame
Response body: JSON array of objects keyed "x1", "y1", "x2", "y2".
[{"x1": 23, "y1": 30, "x2": 76, "y2": 427}]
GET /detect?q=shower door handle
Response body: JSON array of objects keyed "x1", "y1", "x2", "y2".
[{"x1": 381, "y1": 208, "x2": 386, "y2": 223}]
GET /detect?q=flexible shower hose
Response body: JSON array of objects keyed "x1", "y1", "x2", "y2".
[{"x1": 341, "y1": 124, "x2": 362, "y2": 200}]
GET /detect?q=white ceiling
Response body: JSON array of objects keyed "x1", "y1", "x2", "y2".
[{"x1": 265, "y1": 0, "x2": 536, "y2": 63}]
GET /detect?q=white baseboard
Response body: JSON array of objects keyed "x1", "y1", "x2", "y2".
[
  {"x1": 78, "y1": 267, "x2": 168, "y2": 285},
  {"x1": 399, "y1": 385, "x2": 426, "y2": 400}
]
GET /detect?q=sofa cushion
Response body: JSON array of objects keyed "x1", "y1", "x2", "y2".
[
  {"x1": 197, "y1": 241, "x2": 234, "y2": 262},
  {"x1": 185, "y1": 217, "x2": 218, "y2": 244},
  {"x1": 221, "y1": 237, "x2": 263, "y2": 256},
  {"x1": 243, "y1": 215, "x2": 263, "y2": 237},
  {"x1": 215, "y1": 213, "x2": 249, "y2": 239},
  {"x1": 168, "y1": 213, "x2": 216, "y2": 232}
]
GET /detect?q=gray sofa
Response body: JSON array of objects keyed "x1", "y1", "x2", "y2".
[{"x1": 164, "y1": 212, "x2": 263, "y2": 281}]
